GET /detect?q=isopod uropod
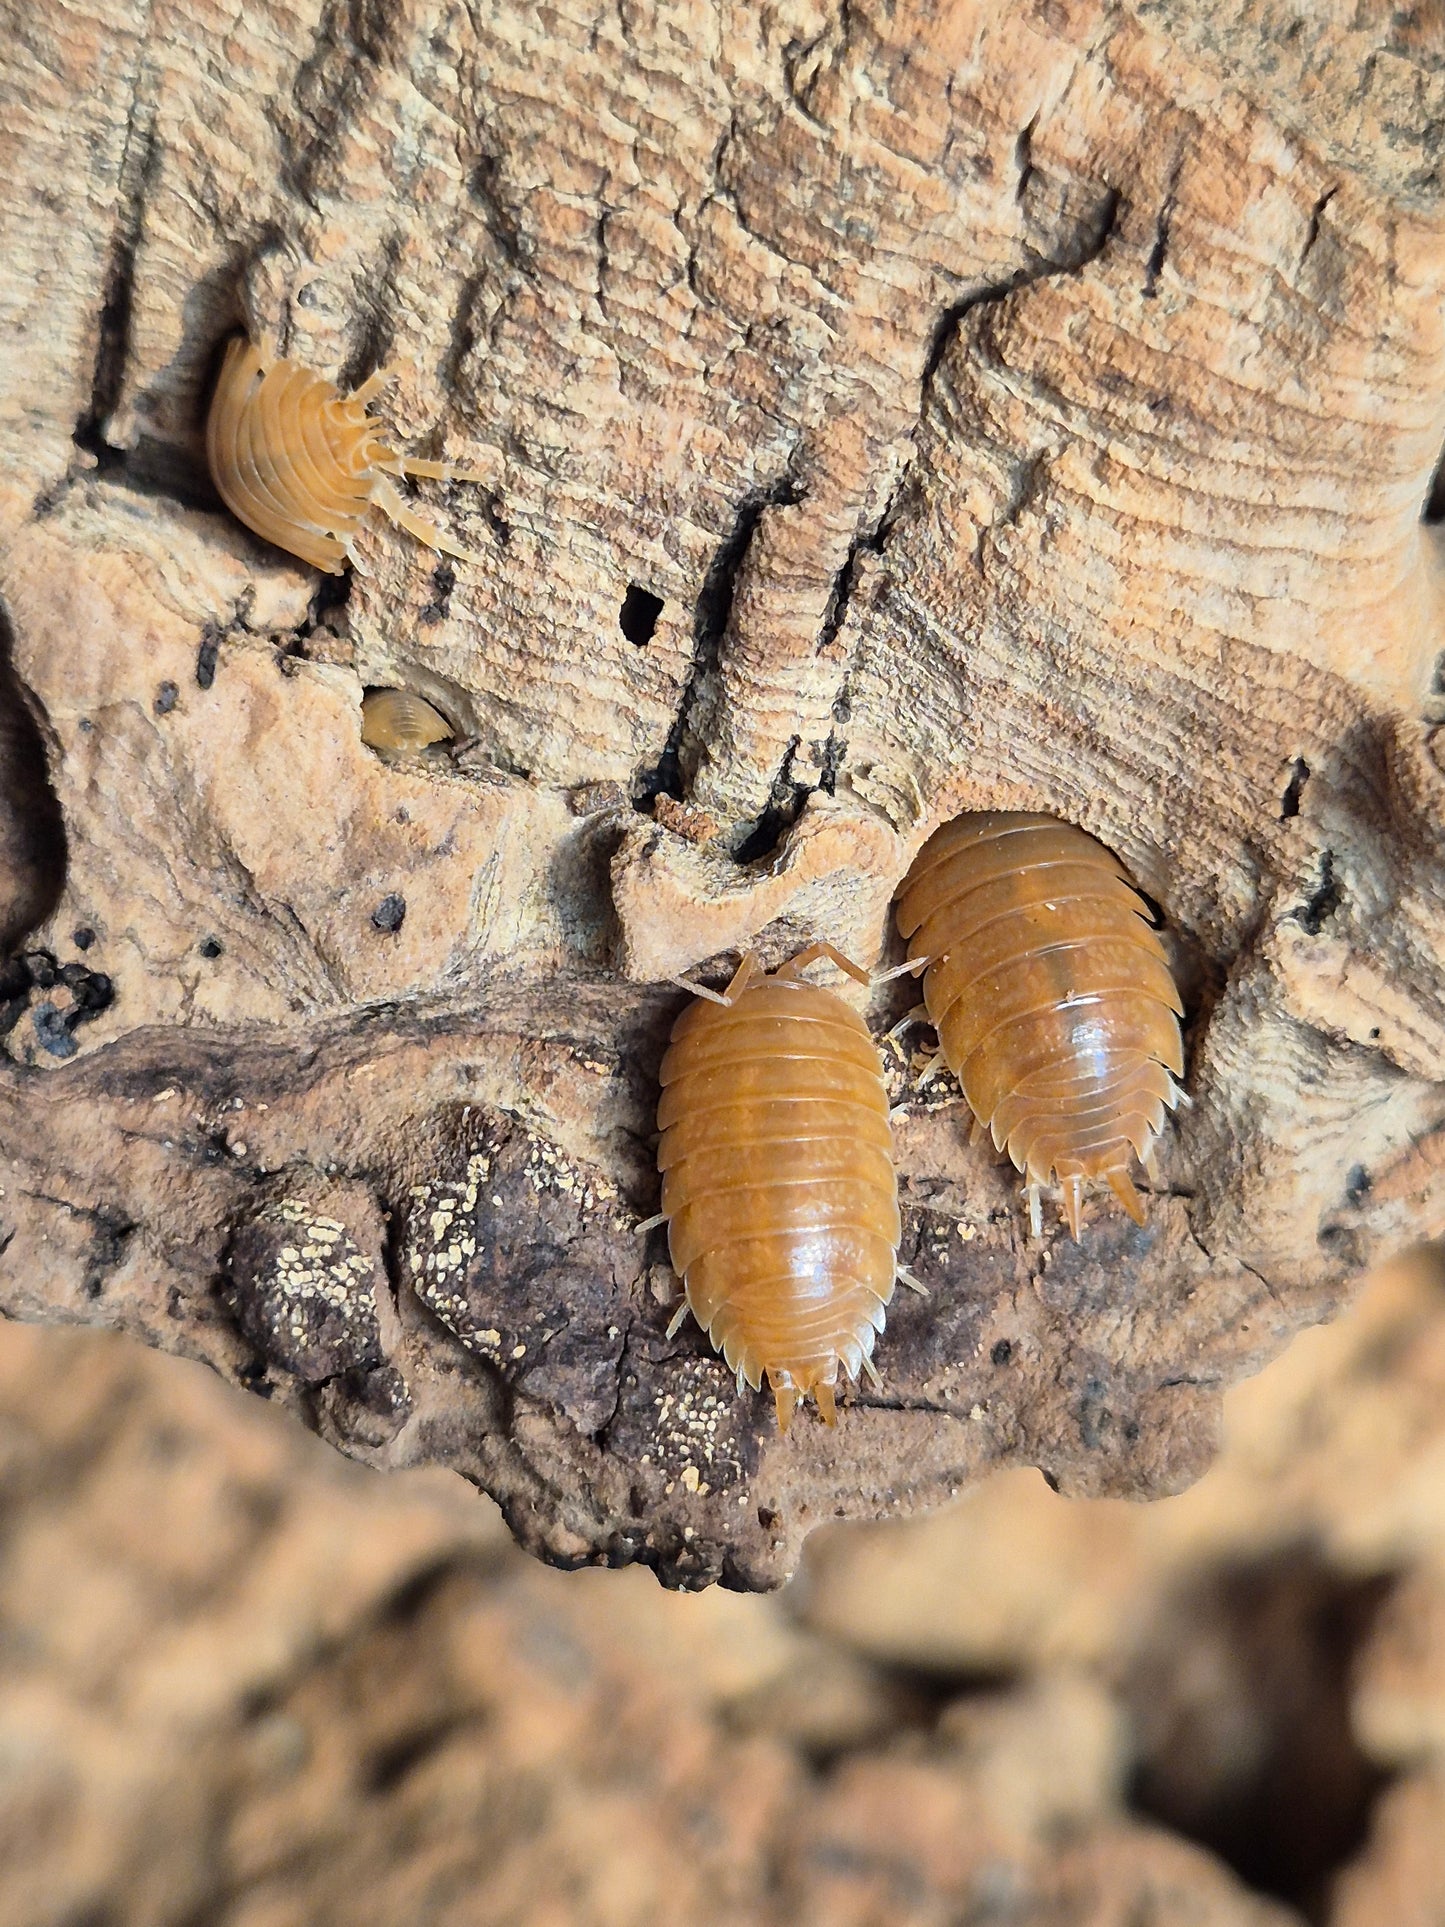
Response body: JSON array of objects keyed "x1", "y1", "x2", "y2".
[
  {"x1": 894, "y1": 811, "x2": 1185, "y2": 1238},
  {"x1": 650, "y1": 943, "x2": 922, "y2": 1432},
  {"x1": 206, "y1": 336, "x2": 490, "y2": 574}
]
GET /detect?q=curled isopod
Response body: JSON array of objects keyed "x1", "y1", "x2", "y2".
[
  {"x1": 651, "y1": 942, "x2": 921, "y2": 1432},
  {"x1": 894, "y1": 812, "x2": 1185, "y2": 1239},
  {"x1": 206, "y1": 335, "x2": 490, "y2": 574},
  {"x1": 360, "y1": 688, "x2": 454, "y2": 754}
]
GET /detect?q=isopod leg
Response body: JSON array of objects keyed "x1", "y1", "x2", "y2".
[
  {"x1": 813, "y1": 1381, "x2": 838, "y2": 1425},
  {"x1": 350, "y1": 364, "x2": 397, "y2": 407},
  {"x1": 1061, "y1": 1174, "x2": 1084, "y2": 1241},
  {"x1": 773, "y1": 1383, "x2": 799, "y2": 1432},
  {"x1": 916, "y1": 1048, "x2": 948, "y2": 1088},
  {"x1": 968, "y1": 1112, "x2": 989, "y2": 1148},
  {"x1": 370, "y1": 476, "x2": 488, "y2": 566},
  {"x1": 870, "y1": 953, "x2": 932, "y2": 984},
  {"x1": 398, "y1": 455, "x2": 495, "y2": 485},
  {"x1": 1026, "y1": 1181, "x2": 1043, "y2": 1239},
  {"x1": 636, "y1": 1211, "x2": 666, "y2": 1234},
  {"x1": 720, "y1": 953, "x2": 764, "y2": 1004},
  {"x1": 859, "y1": 1353, "x2": 883, "y2": 1389},
  {"x1": 775, "y1": 940, "x2": 870, "y2": 986},
  {"x1": 665, "y1": 1302, "x2": 690, "y2": 1340},
  {"x1": 1107, "y1": 1168, "x2": 1148, "y2": 1225},
  {"x1": 887, "y1": 1002, "x2": 930, "y2": 1045},
  {"x1": 895, "y1": 1265, "x2": 929, "y2": 1296},
  {"x1": 668, "y1": 976, "x2": 731, "y2": 1006}
]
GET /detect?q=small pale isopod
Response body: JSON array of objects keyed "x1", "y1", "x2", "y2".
[
  {"x1": 649, "y1": 943, "x2": 923, "y2": 1431},
  {"x1": 894, "y1": 812, "x2": 1185, "y2": 1238},
  {"x1": 360, "y1": 688, "x2": 454, "y2": 754},
  {"x1": 206, "y1": 336, "x2": 490, "y2": 574}
]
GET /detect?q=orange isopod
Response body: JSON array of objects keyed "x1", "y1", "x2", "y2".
[
  {"x1": 894, "y1": 812, "x2": 1185, "y2": 1238},
  {"x1": 206, "y1": 336, "x2": 490, "y2": 574},
  {"x1": 652, "y1": 943, "x2": 920, "y2": 1431}
]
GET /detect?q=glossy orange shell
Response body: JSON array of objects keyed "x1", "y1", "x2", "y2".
[
  {"x1": 895, "y1": 812, "x2": 1184, "y2": 1234},
  {"x1": 207, "y1": 338, "x2": 396, "y2": 572},
  {"x1": 657, "y1": 970, "x2": 900, "y2": 1428}
]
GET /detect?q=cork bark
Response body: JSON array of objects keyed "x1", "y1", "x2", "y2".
[{"x1": 1, "y1": 0, "x2": 1443, "y2": 1587}]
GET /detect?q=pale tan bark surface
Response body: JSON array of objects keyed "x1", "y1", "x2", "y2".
[
  {"x1": 0, "y1": 1246, "x2": 1441, "y2": 1924},
  {"x1": 1, "y1": 0, "x2": 1443, "y2": 1583}
]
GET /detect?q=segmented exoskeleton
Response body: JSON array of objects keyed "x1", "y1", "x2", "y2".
[
  {"x1": 360, "y1": 688, "x2": 454, "y2": 754},
  {"x1": 207, "y1": 336, "x2": 490, "y2": 573},
  {"x1": 895, "y1": 812, "x2": 1185, "y2": 1238},
  {"x1": 650, "y1": 944, "x2": 923, "y2": 1431}
]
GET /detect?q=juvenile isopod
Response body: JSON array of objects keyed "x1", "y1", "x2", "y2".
[
  {"x1": 206, "y1": 336, "x2": 490, "y2": 574},
  {"x1": 894, "y1": 812, "x2": 1185, "y2": 1238},
  {"x1": 360, "y1": 688, "x2": 454, "y2": 754},
  {"x1": 646, "y1": 943, "x2": 923, "y2": 1432}
]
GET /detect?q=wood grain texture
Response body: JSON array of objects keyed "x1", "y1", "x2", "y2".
[{"x1": 0, "y1": 0, "x2": 1443, "y2": 1585}]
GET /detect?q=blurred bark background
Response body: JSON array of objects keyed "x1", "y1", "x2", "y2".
[
  {"x1": 1, "y1": 0, "x2": 1444, "y2": 1580},
  {"x1": 1, "y1": 1244, "x2": 1443, "y2": 1925}
]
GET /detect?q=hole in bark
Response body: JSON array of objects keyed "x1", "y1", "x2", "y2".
[
  {"x1": 154, "y1": 680, "x2": 180, "y2": 715},
  {"x1": 1280, "y1": 757, "x2": 1310, "y2": 819},
  {"x1": 733, "y1": 736, "x2": 810, "y2": 865},
  {"x1": 372, "y1": 894, "x2": 406, "y2": 933},
  {"x1": 1126, "y1": 1548, "x2": 1394, "y2": 1920},
  {"x1": 990, "y1": 1338, "x2": 1013, "y2": 1365},
  {"x1": 199, "y1": 936, "x2": 224, "y2": 959},
  {"x1": 619, "y1": 584, "x2": 664, "y2": 646},
  {"x1": 0, "y1": 598, "x2": 67, "y2": 954}
]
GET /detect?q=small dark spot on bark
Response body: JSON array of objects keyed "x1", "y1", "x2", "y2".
[
  {"x1": 237, "y1": 1358, "x2": 275, "y2": 1399},
  {"x1": 757, "y1": 1505, "x2": 779, "y2": 1530},
  {"x1": 991, "y1": 1338, "x2": 1013, "y2": 1366},
  {"x1": 365, "y1": 1718, "x2": 467, "y2": 1794},
  {"x1": 32, "y1": 1002, "x2": 77, "y2": 1057},
  {"x1": 155, "y1": 680, "x2": 179, "y2": 714},
  {"x1": 1041, "y1": 1469, "x2": 1061, "y2": 1493},
  {"x1": 59, "y1": 961, "x2": 113, "y2": 1019},
  {"x1": 199, "y1": 935, "x2": 224, "y2": 959},
  {"x1": 24, "y1": 949, "x2": 58, "y2": 989},
  {"x1": 1014, "y1": 114, "x2": 1036, "y2": 203},
  {"x1": 620, "y1": 584, "x2": 664, "y2": 646},
  {"x1": 196, "y1": 624, "x2": 222, "y2": 689},
  {"x1": 419, "y1": 561, "x2": 455, "y2": 625},
  {"x1": 72, "y1": 926, "x2": 95, "y2": 950},
  {"x1": 1301, "y1": 186, "x2": 1337, "y2": 265},
  {"x1": 482, "y1": 494, "x2": 512, "y2": 545},
  {"x1": 1280, "y1": 758, "x2": 1309, "y2": 819},
  {"x1": 1143, "y1": 205, "x2": 1172, "y2": 297},
  {"x1": 1345, "y1": 1165, "x2": 1371, "y2": 1204},
  {"x1": 1294, "y1": 851, "x2": 1342, "y2": 935},
  {"x1": 372, "y1": 894, "x2": 406, "y2": 933}
]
